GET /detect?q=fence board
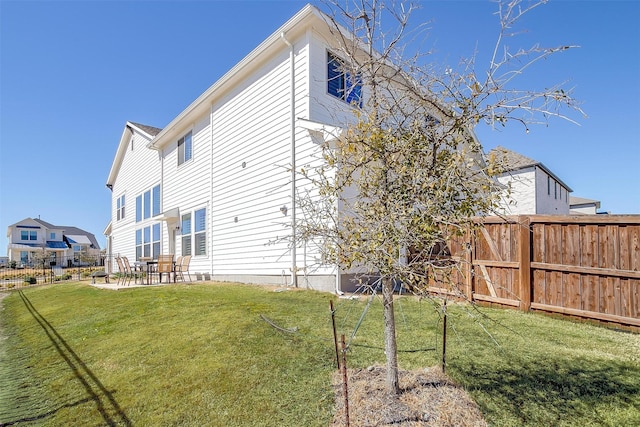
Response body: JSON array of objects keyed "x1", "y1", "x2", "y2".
[
  {"x1": 581, "y1": 225, "x2": 599, "y2": 269},
  {"x1": 547, "y1": 225, "x2": 563, "y2": 264},
  {"x1": 564, "y1": 224, "x2": 580, "y2": 266},
  {"x1": 533, "y1": 223, "x2": 545, "y2": 263},
  {"x1": 564, "y1": 272, "x2": 581, "y2": 310}
]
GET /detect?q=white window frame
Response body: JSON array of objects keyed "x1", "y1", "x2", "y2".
[{"x1": 178, "y1": 131, "x2": 193, "y2": 166}]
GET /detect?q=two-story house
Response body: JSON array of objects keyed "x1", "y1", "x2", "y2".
[
  {"x1": 489, "y1": 146, "x2": 572, "y2": 215},
  {"x1": 6, "y1": 217, "x2": 101, "y2": 267},
  {"x1": 105, "y1": 5, "x2": 368, "y2": 293}
]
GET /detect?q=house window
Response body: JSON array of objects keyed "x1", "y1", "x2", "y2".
[
  {"x1": 181, "y1": 213, "x2": 192, "y2": 256},
  {"x1": 194, "y1": 208, "x2": 206, "y2": 256},
  {"x1": 178, "y1": 131, "x2": 193, "y2": 165},
  {"x1": 547, "y1": 176, "x2": 551, "y2": 196},
  {"x1": 327, "y1": 52, "x2": 362, "y2": 106},
  {"x1": 152, "y1": 223, "x2": 161, "y2": 258},
  {"x1": 554, "y1": 181, "x2": 558, "y2": 199},
  {"x1": 135, "y1": 224, "x2": 161, "y2": 260},
  {"x1": 143, "y1": 190, "x2": 151, "y2": 219},
  {"x1": 181, "y1": 208, "x2": 206, "y2": 256},
  {"x1": 152, "y1": 185, "x2": 161, "y2": 217},
  {"x1": 50, "y1": 232, "x2": 55, "y2": 240},
  {"x1": 136, "y1": 184, "x2": 161, "y2": 222},
  {"x1": 21, "y1": 230, "x2": 37, "y2": 241},
  {"x1": 136, "y1": 195, "x2": 142, "y2": 222},
  {"x1": 117, "y1": 194, "x2": 125, "y2": 221}
]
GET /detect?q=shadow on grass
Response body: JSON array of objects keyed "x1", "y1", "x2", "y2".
[
  {"x1": 1, "y1": 291, "x2": 131, "y2": 427},
  {"x1": 456, "y1": 357, "x2": 640, "y2": 425}
]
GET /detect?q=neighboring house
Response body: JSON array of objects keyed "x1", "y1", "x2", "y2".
[
  {"x1": 105, "y1": 5, "x2": 367, "y2": 293},
  {"x1": 489, "y1": 146, "x2": 572, "y2": 215},
  {"x1": 6, "y1": 218, "x2": 101, "y2": 267},
  {"x1": 570, "y1": 196, "x2": 604, "y2": 215}
]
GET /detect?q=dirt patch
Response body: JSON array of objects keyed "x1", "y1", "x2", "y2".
[{"x1": 331, "y1": 366, "x2": 487, "y2": 427}]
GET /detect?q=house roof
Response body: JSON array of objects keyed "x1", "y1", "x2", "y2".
[
  {"x1": 147, "y1": 4, "x2": 324, "y2": 151},
  {"x1": 489, "y1": 146, "x2": 573, "y2": 192},
  {"x1": 106, "y1": 121, "x2": 159, "y2": 188},
  {"x1": 106, "y1": 4, "x2": 329, "y2": 189},
  {"x1": 60, "y1": 226, "x2": 101, "y2": 249},
  {"x1": 129, "y1": 122, "x2": 162, "y2": 138},
  {"x1": 570, "y1": 196, "x2": 601, "y2": 208}
]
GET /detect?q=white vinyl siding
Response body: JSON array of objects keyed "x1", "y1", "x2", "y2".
[
  {"x1": 110, "y1": 129, "x2": 162, "y2": 259},
  {"x1": 109, "y1": 24, "x2": 346, "y2": 285}
]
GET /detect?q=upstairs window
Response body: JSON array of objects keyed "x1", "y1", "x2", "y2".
[
  {"x1": 21, "y1": 230, "x2": 37, "y2": 241},
  {"x1": 327, "y1": 52, "x2": 362, "y2": 106},
  {"x1": 117, "y1": 194, "x2": 125, "y2": 221},
  {"x1": 178, "y1": 131, "x2": 193, "y2": 165},
  {"x1": 136, "y1": 184, "x2": 161, "y2": 222}
]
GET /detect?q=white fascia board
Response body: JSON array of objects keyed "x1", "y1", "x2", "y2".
[
  {"x1": 106, "y1": 125, "x2": 133, "y2": 188},
  {"x1": 148, "y1": 4, "x2": 324, "y2": 151}
]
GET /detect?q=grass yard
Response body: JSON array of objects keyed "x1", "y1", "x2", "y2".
[{"x1": 0, "y1": 282, "x2": 638, "y2": 426}]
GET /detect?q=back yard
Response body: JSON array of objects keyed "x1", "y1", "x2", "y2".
[{"x1": 0, "y1": 282, "x2": 638, "y2": 426}]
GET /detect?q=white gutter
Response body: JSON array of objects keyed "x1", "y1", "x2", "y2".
[{"x1": 281, "y1": 32, "x2": 298, "y2": 288}]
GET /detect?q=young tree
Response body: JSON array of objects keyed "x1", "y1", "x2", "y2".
[{"x1": 297, "y1": 0, "x2": 584, "y2": 394}]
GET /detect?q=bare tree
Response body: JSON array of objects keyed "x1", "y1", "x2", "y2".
[{"x1": 297, "y1": 0, "x2": 584, "y2": 394}]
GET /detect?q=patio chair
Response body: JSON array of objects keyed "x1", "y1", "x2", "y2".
[
  {"x1": 115, "y1": 257, "x2": 126, "y2": 286},
  {"x1": 122, "y1": 256, "x2": 142, "y2": 285},
  {"x1": 175, "y1": 255, "x2": 192, "y2": 282},
  {"x1": 156, "y1": 254, "x2": 175, "y2": 283}
]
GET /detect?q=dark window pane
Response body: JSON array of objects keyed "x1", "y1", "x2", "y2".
[
  {"x1": 182, "y1": 236, "x2": 191, "y2": 256},
  {"x1": 195, "y1": 232, "x2": 206, "y2": 256}
]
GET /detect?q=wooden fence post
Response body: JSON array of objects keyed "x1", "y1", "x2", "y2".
[{"x1": 518, "y1": 216, "x2": 532, "y2": 311}]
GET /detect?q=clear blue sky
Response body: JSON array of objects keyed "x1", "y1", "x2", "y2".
[{"x1": 1, "y1": 0, "x2": 639, "y2": 253}]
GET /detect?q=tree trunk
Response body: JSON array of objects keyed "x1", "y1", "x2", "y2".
[{"x1": 382, "y1": 276, "x2": 400, "y2": 395}]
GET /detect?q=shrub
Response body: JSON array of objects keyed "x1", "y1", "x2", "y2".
[{"x1": 24, "y1": 277, "x2": 37, "y2": 284}]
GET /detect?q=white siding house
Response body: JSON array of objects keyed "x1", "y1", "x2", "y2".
[
  {"x1": 490, "y1": 146, "x2": 572, "y2": 215},
  {"x1": 106, "y1": 5, "x2": 364, "y2": 292}
]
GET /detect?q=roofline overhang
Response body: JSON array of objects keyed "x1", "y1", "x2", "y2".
[
  {"x1": 146, "y1": 4, "x2": 324, "y2": 151},
  {"x1": 501, "y1": 162, "x2": 573, "y2": 193}
]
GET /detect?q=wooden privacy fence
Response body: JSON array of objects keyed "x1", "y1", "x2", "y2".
[{"x1": 446, "y1": 215, "x2": 640, "y2": 329}]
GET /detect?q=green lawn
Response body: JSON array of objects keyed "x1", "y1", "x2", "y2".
[{"x1": 0, "y1": 282, "x2": 638, "y2": 426}]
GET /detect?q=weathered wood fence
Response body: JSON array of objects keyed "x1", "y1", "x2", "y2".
[{"x1": 447, "y1": 215, "x2": 640, "y2": 329}]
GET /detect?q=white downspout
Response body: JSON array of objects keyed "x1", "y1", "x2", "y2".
[{"x1": 281, "y1": 32, "x2": 298, "y2": 288}]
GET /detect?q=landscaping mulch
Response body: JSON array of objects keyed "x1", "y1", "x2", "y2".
[{"x1": 331, "y1": 365, "x2": 487, "y2": 427}]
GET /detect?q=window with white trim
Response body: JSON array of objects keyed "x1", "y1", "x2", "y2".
[
  {"x1": 135, "y1": 223, "x2": 161, "y2": 260},
  {"x1": 136, "y1": 184, "x2": 161, "y2": 223},
  {"x1": 327, "y1": 51, "x2": 362, "y2": 106},
  {"x1": 178, "y1": 131, "x2": 193, "y2": 165},
  {"x1": 117, "y1": 194, "x2": 125, "y2": 221},
  {"x1": 21, "y1": 230, "x2": 37, "y2": 241},
  {"x1": 181, "y1": 208, "x2": 206, "y2": 256}
]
